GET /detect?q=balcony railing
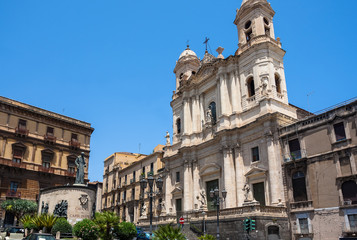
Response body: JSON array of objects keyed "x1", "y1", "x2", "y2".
[
  {"x1": 69, "y1": 139, "x2": 81, "y2": 149},
  {"x1": 6, "y1": 190, "x2": 21, "y2": 198},
  {"x1": 290, "y1": 200, "x2": 313, "y2": 211},
  {"x1": 15, "y1": 127, "x2": 29, "y2": 136},
  {"x1": 39, "y1": 166, "x2": 54, "y2": 173},
  {"x1": 44, "y1": 134, "x2": 56, "y2": 143},
  {"x1": 284, "y1": 149, "x2": 307, "y2": 162}
]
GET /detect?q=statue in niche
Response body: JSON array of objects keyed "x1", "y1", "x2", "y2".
[
  {"x1": 206, "y1": 108, "x2": 212, "y2": 124},
  {"x1": 53, "y1": 200, "x2": 68, "y2": 218},
  {"x1": 261, "y1": 76, "x2": 269, "y2": 96},
  {"x1": 75, "y1": 152, "x2": 86, "y2": 184},
  {"x1": 165, "y1": 131, "x2": 171, "y2": 146}
]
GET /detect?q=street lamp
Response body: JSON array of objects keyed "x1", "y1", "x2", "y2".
[
  {"x1": 210, "y1": 187, "x2": 227, "y2": 240},
  {"x1": 140, "y1": 173, "x2": 163, "y2": 238},
  {"x1": 202, "y1": 211, "x2": 206, "y2": 236}
]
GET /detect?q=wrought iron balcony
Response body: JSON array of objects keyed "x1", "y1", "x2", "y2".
[
  {"x1": 284, "y1": 149, "x2": 307, "y2": 162},
  {"x1": 15, "y1": 127, "x2": 29, "y2": 137},
  {"x1": 6, "y1": 190, "x2": 21, "y2": 198},
  {"x1": 44, "y1": 134, "x2": 56, "y2": 143},
  {"x1": 69, "y1": 139, "x2": 81, "y2": 149}
]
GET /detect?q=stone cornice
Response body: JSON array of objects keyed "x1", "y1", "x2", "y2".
[{"x1": 0, "y1": 96, "x2": 94, "y2": 134}]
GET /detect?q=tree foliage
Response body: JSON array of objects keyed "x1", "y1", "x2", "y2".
[
  {"x1": 1, "y1": 199, "x2": 37, "y2": 222},
  {"x1": 94, "y1": 211, "x2": 119, "y2": 240},
  {"x1": 113, "y1": 221, "x2": 137, "y2": 240},
  {"x1": 32, "y1": 214, "x2": 58, "y2": 233},
  {"x1": 152, "y1": 224, "x2": 186, "y2": 240}
]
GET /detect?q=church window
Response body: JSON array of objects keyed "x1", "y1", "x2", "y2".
[
  {"x1": 245, "y1": 20, "x2": 251, "y2": 29},
  {"x1": 275, "y1": 74, "x2": 281, "y2": 94},
  {"x1": 251, "y1": 147, "x2": 259, "y2": 162},
  {"x1": 292, "y1": 171, "x2": 307, "y2": 202},
  {"x1": 246, "y1": 29, "x2": 253, "y2": 42},
  {"x1": 176, "y1": 171, "x2": 180, "y2": 183},
  {"x1": 288, "y1": 139, "x2": 301, "y2": 160},
  {"x1": 342, "y1": 180, "x2": 357, "y2": 204},
  {"x1": 247, "y1": 77, "x2": 255, "y2": 97},
  {"x1": 208, "y1": 102, "x2": 217, "y2": 125},
  {"x1": 180, "y1": 73, "x2": 184, "y2": 79},
  {"x1": 176, "y1": 118, "x2": 181, "y2": 134},
  {"x1": 334, "y1": 122, "x2": 346, "y2": 141},
  {"x1": 264, "y1": 17, "x2": 269, "y2": 25}
]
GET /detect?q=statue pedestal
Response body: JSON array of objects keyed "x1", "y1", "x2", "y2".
[{"x1": 38, "y1": 185, "x2": 96, "y2": 225}]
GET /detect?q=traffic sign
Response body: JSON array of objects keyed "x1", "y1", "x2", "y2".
[{"x1": 179, "y1": 217, "x2": 184, "y2": 224}]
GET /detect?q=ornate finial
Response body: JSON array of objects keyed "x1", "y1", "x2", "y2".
[
  {"x1": 186, "y1": 40, "x2": 190, "y2": 49},
  {"x1": 216, "y1": 46, "x2": 224, "y2": 59},
  {"x1": 203, "y1": 37, "x2": 210, "y2": 51}
]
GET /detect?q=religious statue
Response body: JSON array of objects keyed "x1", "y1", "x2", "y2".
[
  {"x1": 243, "y1": 182, "x2": 250, "y2": 202},
  {"x1": 53, "y1": 200, "x2": 68, "y2": 218},
  {"x1": 44, "y1": 203, "x2": 49, "y2": 214},
  {"x1": 75, "y1": 152, "x2": 86, "y2": 184},
  {"x1": 261, "y1": 76, "x2": 269, "y2": 96},
  {"x1": 165, "y1": 131, "x2": 171, "y2": 146},
  {"x1": 41, "y1": 201, "x2": 44, "y2": 214},
  {"x1": 206, "y1": 108, "x2": 212, "y2": 124},
  {"x1": 140, "y1": 203, "x2": 147, "y2": 217}
]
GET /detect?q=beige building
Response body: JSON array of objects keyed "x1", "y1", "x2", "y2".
[
  {"x1": 0, "y1": 96, "x2": 94, "y2": 227},
  {"x1": 102, "y1": 145, "x2": 165, "y2": 224},
  {"x1": 280, "y1": 98, "x2": 357, "y2": 240}
]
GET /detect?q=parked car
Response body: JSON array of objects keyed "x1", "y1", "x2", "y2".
[
  {"x1": 136, "y1": 227, "x2": 151, "y2": 240},
  {"x1": 0, "y1": 227, "x2": 25, "y2": 240},
  {"x1": 22, "y1": 233, "x2": 55, "y2": 240}
]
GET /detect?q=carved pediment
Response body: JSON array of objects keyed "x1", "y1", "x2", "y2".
[
  {"x1": 12, "y1": 141, "x2": 27, "y2": 149},
  {"x1": 171, "y1": 186, "x2": 183, "y2": 196},
  {"x1": 245, "y1": 167, "x2": 267, "y2": 178},
  {"x1": 200, "y1": 163, "x2": 221, "y2": 177}
]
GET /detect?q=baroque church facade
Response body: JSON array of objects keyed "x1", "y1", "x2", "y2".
[{"x1": 161, "y1": 0, "x2": 301, "y2": 239}]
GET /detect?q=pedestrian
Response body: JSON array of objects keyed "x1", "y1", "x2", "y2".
[{"x1": 4, "y1": 231, "x2": 10, "y2": 240}]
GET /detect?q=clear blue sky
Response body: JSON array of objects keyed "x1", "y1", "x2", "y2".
[{"x1": 1, "y1": 0, "x2": 356, "y2": 182}]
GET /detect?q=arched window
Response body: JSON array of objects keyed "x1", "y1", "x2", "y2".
[
  {"x1": 275, "y1": 74, "x2": 281, "y2": 94},
  {"x1": 208, "y1": 102, "x2": 217, "y2": 125},
  {"x1": 176, "y1": 118, "x2": 181, "y2": 134},
  {"x1": 292, "y1": 171, "x2": 307, "y2": 202},
  {"x1": 247, "y1": 77, "x2": 255, "y2": 97},
  {"x1": 342, "y1": 180, "x2": 357, "y2": 204},
  {"x1": 267, "y1": 226, "x2": 280, "y2": 240}
]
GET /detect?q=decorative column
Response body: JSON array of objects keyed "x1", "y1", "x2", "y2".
[
  {"x1": 192, "y1": 96, "x2": 199, "y2": 133},
  {"x1": 219, "y1": 74, "x2": 228, "y2": 116},
  {"x1": 222, "y1": 146, "x2": 236, "y2": 208},
  {"x1": 265, "y1": 130, "x2": 281, "y2": 205},
  {"x1": 183, "y1": 160, "x2": 193, "y2": 211},
  {"x1": 230, "y1": 72, "x2": 238, "y2": 113},
  {"x1": 164, "y1": 168, "x2": 173, "y2": 214},
  {"x1": 199, "y1": 94, "x2": 205, "y2": 129},
  {"x1": 192, "y1": 159, "x2": 201, "y2": 210},
  {"x1": 234, "y1": 144, "x2": 245, "y2": 206}
]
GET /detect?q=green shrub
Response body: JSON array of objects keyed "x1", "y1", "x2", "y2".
[
  {"x1": 198, "y1": 234, "x2": 216, "y2": 240},
  {"x1": 113, "y1": 221, "x2": 137, "y2": 240},
  {"x1": 153, "y1": 224, "x2": 186, "y2": 240},
  {"x1": 51, "y1": 218, "x2": 72, "y2": 235},
  {"x1": 73, "y1": 219, "x2": 99, "y2": 240}
]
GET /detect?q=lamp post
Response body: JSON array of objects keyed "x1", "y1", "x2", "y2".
[
  {"x1": 202, "y1": 211, "x2": 206, "y2": 236},
  {"x1": 210, "y1": 187, "x2": 227, "y2": 240},
  {"x1": 140, "y1": 173, "x2": 163, "y2": 239}
]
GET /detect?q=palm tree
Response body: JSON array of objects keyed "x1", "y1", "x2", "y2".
[
  {"x1": 153, "y1": 224, "x2": 186, "y2": 240},
  {"x1": 94, "y1": 211, "x2": 119, "y2": 240}
]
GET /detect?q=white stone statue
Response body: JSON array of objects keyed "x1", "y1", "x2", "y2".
[
  {"x1": 243, "y1": 182, "x2": 251, "y2": 202},
  {"x1": 206, "y1": 108, "x2": 212, "y2": 124},
  {"x1": 261, "y1": 76, "x2": 269, "y2": 96},
  {"x1": 141, "y1": 204, "x2": 147, "y2": 217},
  {"x1": 165, "y1": 131, "x2": 171, "y2": 145}
]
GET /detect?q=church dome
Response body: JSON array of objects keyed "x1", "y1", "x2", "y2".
[{"x1": 178, "y1": 46, "x2": 198, "y2": 61}]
